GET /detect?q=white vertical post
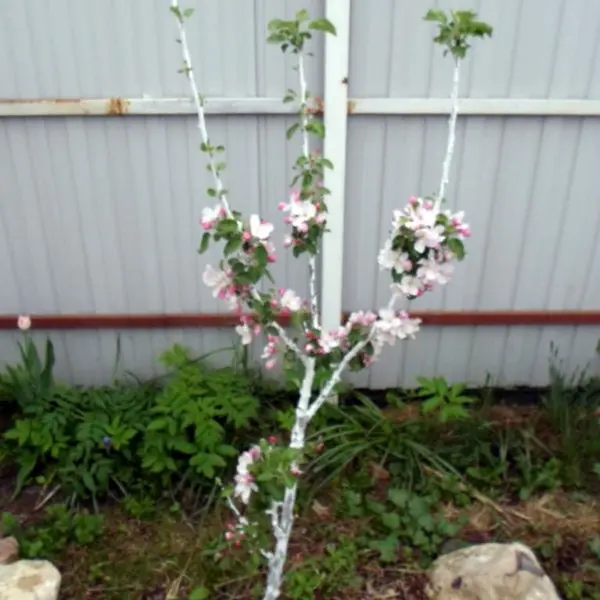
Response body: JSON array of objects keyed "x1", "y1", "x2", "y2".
[
  {"x1": 321, "y1": 0, "x2": 351, "y2": 403},
  {"x1": 321, "y1": 0, "x2": 350, "y2": 330}
]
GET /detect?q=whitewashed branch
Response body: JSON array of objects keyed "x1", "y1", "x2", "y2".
[
  {"x1": 171, "y1": 0, "x2": 305, "y2": 363},
  {"x1": 170, "y1": 1, "x2": 232, "y2": 217},
  {"x1": 297, "y1": 53, "x2": 320, "y2": 330},
  {"x1": 436, "y1": 59, "x2": 461, "y2": 210}
]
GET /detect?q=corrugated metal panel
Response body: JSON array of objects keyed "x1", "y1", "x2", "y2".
[
  {"x1": 1, "y1": 0, "x2": 600, "y2": 388},
  {"x1": 0, "y1": 114, "x2": 313, "y2": 382},
  {"x1": 349, "y1": 0, "x2": 600, "y2": 100},
  {"x1": 343, "y1": 115, "x2": 600, "y2": 387},
  {"x1": 0, "y1": 0, "x2": 324, "y2": 99}
]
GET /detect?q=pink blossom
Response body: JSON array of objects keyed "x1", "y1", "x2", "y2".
[
  {"x1": 280, "y1": 289, "x2": 303, "y2": 312},
  {"x1": 265, "y1": 358, "x2": 277, "y2": 370},
  {"x1": 200, "y1": 204, "x2": 223, "y2": 229},
  {"x1": 17, "y1": 316, "x2": 31, "y2": 331},
  {"x1": 235, "y1": 322, "x2": 253, "y2": 345},
  {"x1": 249, "y1": 214, "x2": 274, "y2": 240},
  {"x1": 202, "y1": 265, "x2": 231, "y2": 298}
]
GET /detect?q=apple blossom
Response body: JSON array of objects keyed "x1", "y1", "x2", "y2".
[
  {"x1": 201, "y1": 204, "x2": 224, "y2": 230},
  {"x1": 249, "y1": 214, "x2": 274, "y2": 241},
  {"x1": 202, "y1": 264, "x2": 231, "y2": 298}
]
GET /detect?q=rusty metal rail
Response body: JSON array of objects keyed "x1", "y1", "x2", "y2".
[{"x1": 1, "y1": 97, "x2": 600, "y2": 117}]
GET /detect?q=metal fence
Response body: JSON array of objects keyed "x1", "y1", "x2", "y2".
[{"x1": 1, "y1": 0, "x2": 599, "y2": 387}]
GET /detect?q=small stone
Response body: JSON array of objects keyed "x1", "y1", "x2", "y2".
[
  {"x1": 426, "y1": 542, "x2": 561, "y2": 600},
  {"x1": 0, "y1": 559, "x2": 61, "y2": 600},
  {"x1": 0, "y1": 538, "x2": 18, "y2": 565}
]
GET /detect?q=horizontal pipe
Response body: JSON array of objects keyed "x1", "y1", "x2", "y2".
[
  {"x1": 1, "y1": 96, "x2": 600, "y2": 118},
  {"x1": 1, "y1": 311, "x2": 600, "y2": 331}
]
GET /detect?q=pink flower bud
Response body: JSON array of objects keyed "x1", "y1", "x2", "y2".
[
  {"x1": 17, "y1": 316, "x2": 31, "y2": 331},
  {"x1": 202, "y1": 222, "x2": 212, "y2": 231},
  {"x1": 461, "y1": 226, "x2": 471, "y2": 238},
  {"x1": 316, "y1": 214, "x2": 326, "y2": 225},
  {"x1": 283, "y1": 236, "x2": 293, "y2": 247},
  {"x1": 268, "y1": 436, "x2": 278, "y2": 445},
  {"x1": 424, "y1": 200, "x2": 433, "y2": 210},
  {"x1": 265, "y1": 358, "x2": 277, "y2": 370},
  {"x1": 409, "y1": 196, "x2": 419, "y2": 206},
  {"x1": 284, "y1": 216, "x2": 292, "y2": 225},
  {"x1": 225, "y1": 532, "x2": 235, "y2": 541},
  {"x1": 268, "y1": 254, "x2": 277, "y2": 263},
  {"x1": 253, "y1": 325, "x2": 261, "y2": 335},
  {"x1": 277, "y1": 202, "x2": 287, "y2": 211},
  {"x1": 243, "y1": 232, "x2": 251, "y2": 242}
]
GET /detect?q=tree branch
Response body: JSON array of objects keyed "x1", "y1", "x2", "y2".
[{"x1": 436, "y1": 59, "x2": 461, "y2": 210}]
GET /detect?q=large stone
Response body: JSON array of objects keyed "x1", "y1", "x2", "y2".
[
  {"x1": 0, "y1": 560, "x2": 61, "y2": 600},
  {"x1": 427, "y1": 542, "x2": 561, "y2": 600},
  {"x1": 0, "y1": 537, "x2": 18, "y2": 565}
]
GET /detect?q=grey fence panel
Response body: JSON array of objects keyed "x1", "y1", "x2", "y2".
[
  {"x1": 349, "y1": 0, "x2": 600, "y2": 100},
  {"x1": 343, "y1": 115, "x2": 600, "y2": 387}
]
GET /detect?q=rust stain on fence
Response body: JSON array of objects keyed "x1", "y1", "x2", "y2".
[
  {"x1": 106, "y1": 97, "x2": 130, "y2": 115},
  {"x1": 0, "y1": 97, "x2": 130, "y2": 116}
]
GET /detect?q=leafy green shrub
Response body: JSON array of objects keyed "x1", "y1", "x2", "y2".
[
  {"x1": 3, "y1": 380, "x2": 157, "y2": 501},
  {"x1": 416, "y1": 376, "x2": 477, "y2": 422},
  {"x1": 337, "y1": 484, "x2": 466, "y2": 567},
  {"x1": 2, "y1": 342, "x2": 260, "y2": 504},
  {"x1": 2, "y1": 505, "x2": 104, "y2": 558},
  {"x1": 140, "y1": 344, "x2": 260, "y2": 483}
]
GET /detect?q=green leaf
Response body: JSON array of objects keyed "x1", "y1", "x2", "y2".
[
  {"x1": 254, "y1": 244, "x2": 268, "y2": 267},
  {"x1": 224, "y1": 236, "x2": 242, "y2": 256},
  {"x1": 421, "y1": 396, "x2": 442, "y2": 414},
  {"x1": 82, "y1": 471, "x2": 96, "y2": 493},
  {"x1": 423, "y1": 9, "x2": 448, "y2": 24},
  {"x1": 369, "y1": 536, "x2": 398, "y2": 563},
  {"x1": 447, "y1": 237, "x2": 465, "y2": 260},
  {"x1": 309, "y1": 19, "x2": 337, "y2": 35},
  {"x1": 381, "y1": 512, "x2": 401, "y2": 531},
  {"x1": 388, "y1": 488, "x2": 409, "y2": 508},
  {"x1": 14, "y1": 453, "x2": 37, "y2": 496},
  {"x1": 199, "y1": 232, "x2": 211, "y2": 254},
  {"x1": 189, "y1": 588, "x2": 210, "y2": 600},
  {"x1": 286, "y1": 123, "x2": 300, "y2": 140},
  {"x1": 296, "y1": 9, "x2": 309, "y2": 22},
  {"x1": 147, "y1": 418, "x2": 168, "y2": 431}
]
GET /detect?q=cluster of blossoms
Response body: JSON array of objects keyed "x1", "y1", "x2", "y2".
[
  {"x1": 278, "y1": 189, "x2": 327, "y2": 249},
  {"x1": 232, "y1": 437, "x2": 300, "y2": 508},
  {"x1": 378, "y1": 196, "x2": 470, "y2": 299},
  {"x1": 233, "y1": 444, "x2": 262, "y2": 505},
  {"x1": 200, "y1": 203, "x2": 227, "y2": 230},
  {"x1": 299, "y1": 308, "x2": 421, "y2": 367}
]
